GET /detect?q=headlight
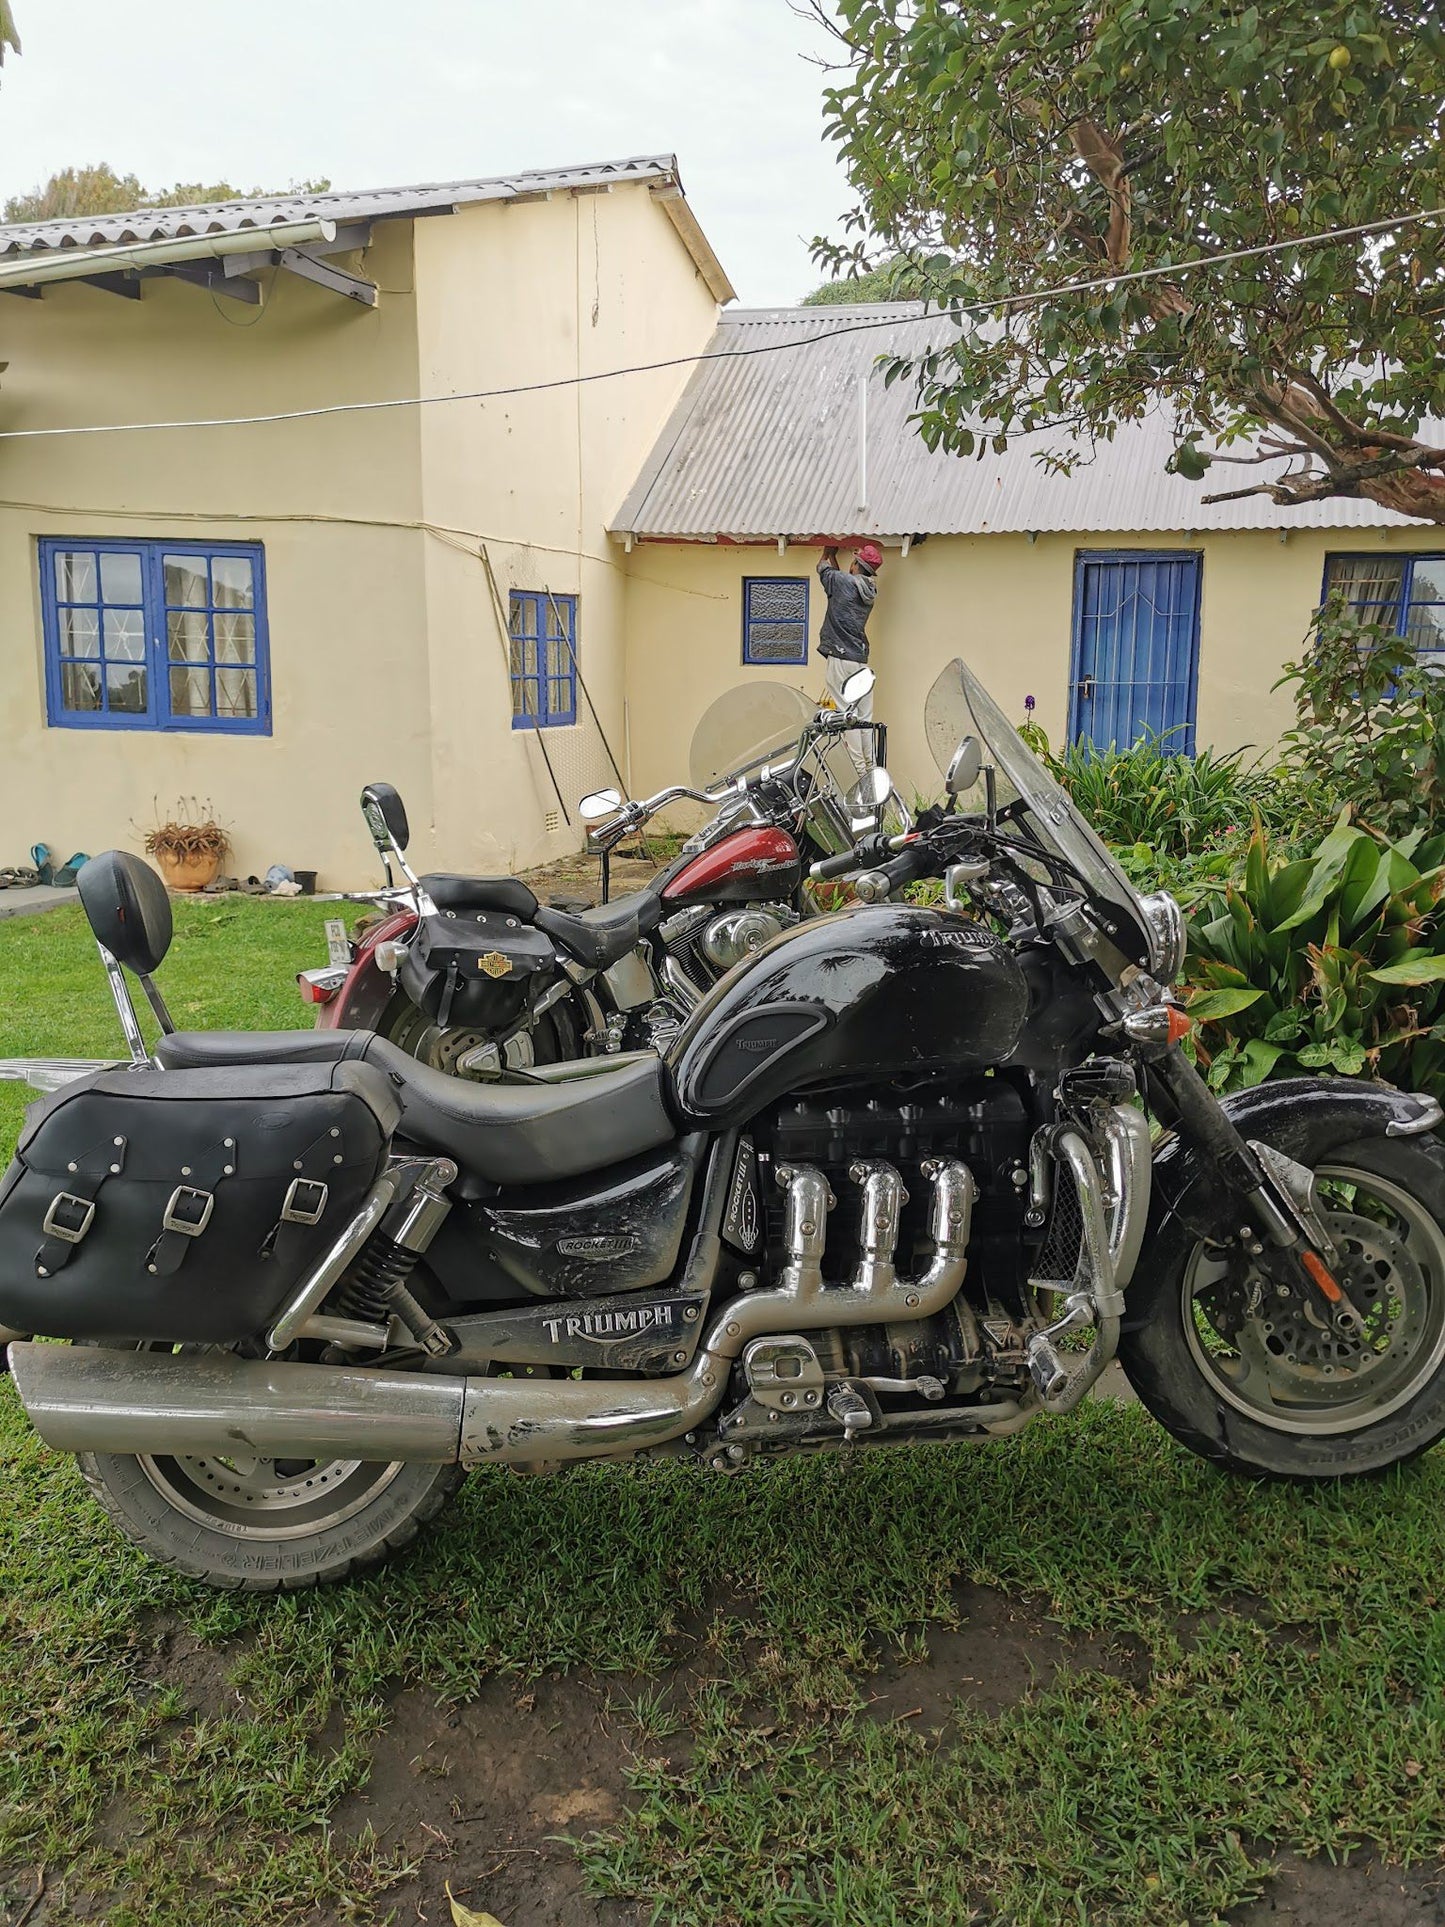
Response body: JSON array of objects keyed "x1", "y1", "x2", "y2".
[{"x1": 1138, "y1": 891, "x2": 1186, "y2": 982}]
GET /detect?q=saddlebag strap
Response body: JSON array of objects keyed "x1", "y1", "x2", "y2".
[
  {"x1": 437, "y1": 954, "x2": 461, "y2": 1030},
  {"x1": 145, "y1": 1139, "x2": 237, "y2": 1277},
  {"x1": 35, "y1": 1134, "x2": 129, "y2": 1277},
  {"x1": 259, "y1": 1126, "x2": 344, "y2": 1268}
]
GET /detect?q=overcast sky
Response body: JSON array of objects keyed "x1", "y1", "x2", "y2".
[{"x1": 0, "y1": 0, "x2": 856, "y2": 304}]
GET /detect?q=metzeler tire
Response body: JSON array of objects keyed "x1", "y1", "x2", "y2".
[
  {"x1": 1119, "y1": 1135, "x2": 1445, "y2": 1480},
  {"x1": 76, "y1": 1447, "x2": 465, "y2": 1591}
]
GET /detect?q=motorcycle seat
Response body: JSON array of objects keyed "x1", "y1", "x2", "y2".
[
  {"x1": 420, "y1": 873, "x2": 540, "y2": 918},
  {"x1": 153, "y1": 1030, "x2": 676, "y2": 1185},
  {"x1": 534, "y1": 886, "x2": 667, "y2": 972}
]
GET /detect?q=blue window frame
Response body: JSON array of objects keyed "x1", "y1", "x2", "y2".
[
  {"x1": 40, "y1": 537, "x2": 270, "y2": 733},
  {"x1": 742, "y1": 576, "x2": 809, "y2": 665},
  {"x1": 509, "y1": 590, "x2": 577, "y2": 729},
  {"x1": 1323, "y1": 553, "x2": 1445, "y2": 666}
]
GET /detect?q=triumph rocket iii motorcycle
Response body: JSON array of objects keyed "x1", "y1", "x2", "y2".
[
  {"x1": 3, "y1": 655, "x2": 1444, "y2": 1592},
  {"x1": 303, "y1": 670, "x2": 903, "y2": 1078}
]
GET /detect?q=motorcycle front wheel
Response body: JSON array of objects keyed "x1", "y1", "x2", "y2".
[{"x1": 1120, "y1": 1135, "x2": 1445, "y2": 1479}]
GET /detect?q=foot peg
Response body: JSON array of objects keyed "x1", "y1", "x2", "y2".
[
  {"x1": 826, "y1": 1381, "x2": 873, "y2": 1440},
  {"x1": 1026, "y1": 1334, "x2": 1070, "y2": 1402}
]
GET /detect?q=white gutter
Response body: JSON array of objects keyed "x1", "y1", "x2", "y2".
[{"x1": 0, "y1": 219, "x2": 336, "y2": 291}]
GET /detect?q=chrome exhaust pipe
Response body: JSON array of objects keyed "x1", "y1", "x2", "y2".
[{"x1": 9, "y1": 1158, "x2": 977, "y2": 1469}]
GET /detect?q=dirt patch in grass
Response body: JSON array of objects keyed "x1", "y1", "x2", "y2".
[
  {"x1": 326, "y1": 1673, "x2": 637, "y2": 1927},
  {"x1": 1232, "y1": 1849, "x2": 1445, "y2": 1925},
  {"x1": 865, "y1": 1583, "x2": 1150, "y2": 1727}
]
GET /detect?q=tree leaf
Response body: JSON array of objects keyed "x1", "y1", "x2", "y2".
[{"x1": 447, "y1": 1889, "x2": 506, "y2": 1927}]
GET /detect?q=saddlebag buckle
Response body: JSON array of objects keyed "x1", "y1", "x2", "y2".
[
  {"x1": 279, "y1": 1177, "x2": 329, "y2": 1227},
  {"x1": 41, "y1": 1191, "x2": 96, "y2": 1246},
  {"x1": 162, "y1": 1184, "x2": 215, "y2": 1238}
]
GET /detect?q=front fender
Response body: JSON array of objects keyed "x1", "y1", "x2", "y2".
[{"x1": 1150, "y1": 1074, "x2": 1442, "y2": 1244}]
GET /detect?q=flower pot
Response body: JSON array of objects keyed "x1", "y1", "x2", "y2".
[{"x1": 152, "y1": 848, "x2": 222, "y2": 893}]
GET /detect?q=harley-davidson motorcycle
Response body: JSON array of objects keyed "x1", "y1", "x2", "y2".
[
  {"x1": 3, "y1": 655, "x2": 1444, "y2": 1592},
  {"x1": 302, "y1": 669, "x2": 904, "y2": 1077}
]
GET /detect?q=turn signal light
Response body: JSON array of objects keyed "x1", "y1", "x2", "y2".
[{"x1": 1166, "y1": 1006, "x2": 1194, "y2": 1045}]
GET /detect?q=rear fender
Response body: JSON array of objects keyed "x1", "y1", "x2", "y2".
[
  {"x1": 1149, "y1": 1075, "x2": 1442, "y2": 1246},
  {"x1": 317, "y1": 909, "x2": 417, "y2": 1032}
]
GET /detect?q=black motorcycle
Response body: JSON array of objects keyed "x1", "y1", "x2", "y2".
[{"x1": 2, "y1": 656, "x2": 1442, "y2": 1590}]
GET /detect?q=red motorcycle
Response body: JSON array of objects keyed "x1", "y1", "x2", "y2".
[{"x1": 301, "y1": 671, "x2": 906, "y2": 1079}]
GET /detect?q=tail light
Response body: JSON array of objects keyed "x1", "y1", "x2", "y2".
[{"x1": 297, "y1": 967, "x2": 348, "y2": 1006}]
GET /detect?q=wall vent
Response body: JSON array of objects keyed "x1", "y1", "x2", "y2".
[{"x1": 544, "y1": 811, "x2": 561, "y2": 835}]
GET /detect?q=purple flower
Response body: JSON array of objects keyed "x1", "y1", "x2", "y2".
[{"x1": 1024, "y1": 694, "x2": 1036, "y2": 713}]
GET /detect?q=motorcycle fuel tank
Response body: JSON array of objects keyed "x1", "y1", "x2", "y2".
[
  {"x1": 662, "y1": 826, "x2": 802, "y2": 906},
  {"x1": 668, "y1": 904, "x2": 1030, "y2": 1127}
]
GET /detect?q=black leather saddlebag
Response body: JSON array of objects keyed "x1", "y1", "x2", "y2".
[
  {"x1": 0, "y1": 1060, "x2": 399, "y2": 1343},
  {"x1": 399, "y1": 910, "x2": 557, "y2": 1032}
]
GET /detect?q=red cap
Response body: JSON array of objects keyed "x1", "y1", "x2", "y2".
[{"x1": 856, "y1": 542, "x2": 884, "y2": 572}]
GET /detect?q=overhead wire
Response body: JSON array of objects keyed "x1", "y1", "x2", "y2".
[{"x1": 0, "y1": 203, "x2": 1441, "y2": 444}]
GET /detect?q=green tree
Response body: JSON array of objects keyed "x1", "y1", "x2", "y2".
[
  {"x1": 812, "y1": 1, "x2": 1445, "y2": 522},
  {"x1": 1, "y1": 0, "x2": 19, "y2": 76},
  {"x1": 802, "y1": 254, "x2": 937, "y2": 303},
  {"x1": 3, "y1": 162, "x2": 331, "y2": 224}
]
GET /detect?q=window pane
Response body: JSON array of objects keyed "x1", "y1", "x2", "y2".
[
  {"x1": 60, "y1": 608, "x2": 100, "y2": 659},
  {"x1": 215, "y1": 666, "x2": 257, "y2": 718},
  {"x1": 106, "y1": 663, "x2": 147, "y2": 713},
  {"x1": 214, "y1": 612, "x2": 255, "y2": 663},
  {"x1": 547, "y1": 681, "x2": 572, "y2": 718},
  {"x1": 510, "y1": 635, "x2": 538, "y2": 678},
  {"x1": 163, "y1": 554, "x2": 209, "y2": 607},
  {"x1": 509, "y1": 595, "x2": 538, "y2": 639},
  {"x1": 169, "y1": 665, "x2": 211, "y2": 716},
  {"x1": 1409, "y1": 559, "x2": 1445, "y2": 603},
  {"x1": 168, "y1": 610, "x2": 210, "y2": 662},
  {"x1": 1405, "y1": 604, "x2": 1445, "y2": 654},
  {"x1": 99, "y1": 551, "x2": 143, "y2": 604},
  {"x1": 211, "y1": 554, "x2": 254, "y2": 609},
  {"x1": 103, "y1": 607, "x2": 146, "y2": 662},
  {"x1": 749, "y1": 581, "x2": 808, "y2": 623},
  {"x1": 54, "y1": 550, "x2": 97, "y2": 603},
  {"x1": 1326, "y1": 556, "x2": 1405, "y2": 618},
  {"x1": 513, "y1": 676, "x2": 539, "y2": 722},
  {"x1": 61, "y1": 661, "x2": 102, "y2": 710}
]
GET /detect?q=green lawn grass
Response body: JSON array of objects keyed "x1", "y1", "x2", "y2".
[{"x1": 2, "y1": 903, "x2": 1444, "y2": 1925}]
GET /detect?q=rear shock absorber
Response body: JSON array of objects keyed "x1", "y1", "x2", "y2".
[{"x1": 331, "y1": 1159, "x2": 458, "y2": 1357}]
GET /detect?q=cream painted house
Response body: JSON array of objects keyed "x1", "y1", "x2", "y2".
[
  {"x1": 612, "y1": 305, "x2": 1445, "y2": 811},
  {"x1": 4, "y1": 192, "x2": 1440, "y2": 892},
  {"x1": 0, "y1": 157, "x2": 731, "y2": 886}
]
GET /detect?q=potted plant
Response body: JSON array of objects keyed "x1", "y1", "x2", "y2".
[{"x1": 142, "y1": 799, "x2": 231, "y2": 893}]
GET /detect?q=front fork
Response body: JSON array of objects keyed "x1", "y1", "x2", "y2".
[{"x1": 1145, "y1": 1045, "x2": 1364, "y2": 1329}]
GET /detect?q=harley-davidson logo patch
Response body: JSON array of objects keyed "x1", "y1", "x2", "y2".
[{"x1": 477, "y1": 951, "x2": 512, "y2": 978}]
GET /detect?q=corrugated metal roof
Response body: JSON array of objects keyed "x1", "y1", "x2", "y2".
[
  {"x1": 0, "y1": 155, "x2": 680, "y2": 256},
  {"x1": 612, "y1": 305, "x2": 1426, "y2": 538}
]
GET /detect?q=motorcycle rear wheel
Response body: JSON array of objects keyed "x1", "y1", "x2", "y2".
[
  {"x1": 75, "y1": 1346, "x2": 464, "y2": 1590},
  {"x1": 1119, "y1": 1135, "x2": 1445, "y2": 1479},
  {"x1": 377, "y1": 992, "x2": 581, "y2": 1079}
]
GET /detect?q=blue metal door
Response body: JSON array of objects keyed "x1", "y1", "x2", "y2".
[{"x1": 1068, "y1": 552, "x2": 1202, "y2": 751}]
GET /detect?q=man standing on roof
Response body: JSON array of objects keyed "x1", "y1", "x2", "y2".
[{"x1": 817, "y1": 542, "x2": 883, "y2": 721}]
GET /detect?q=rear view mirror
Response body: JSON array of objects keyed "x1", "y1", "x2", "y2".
[
  {"x1": 77, "y1": 851, "x2": 173, "y2": 976},
  {"x1": 847, "y1": 767, "x2": 893, "y2": 813},
  {"x1": 946, "y1": 737, "x2": 984, "y2": 795},
  {"x1": 841, "y1": 666, "x2": 875, "y2": 706},
  {"x1": 360, "y1": 781, "x2": 409, "y2": 852},
  {"x1": 579, "y1": 789, "x2": 623, "y2": 822}
]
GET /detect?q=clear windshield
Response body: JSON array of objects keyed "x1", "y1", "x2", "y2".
[
  {"x1": 689, "y1": 681, "x2": 817, "y2": 791},
  {"x1": 923, "y1": 658, "x2": 1149, "y2": 938}
]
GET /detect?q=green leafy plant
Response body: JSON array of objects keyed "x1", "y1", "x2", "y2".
[
  {"x1": 1020, "y1": 724, "x2": 1282, "y2": 860},
  {"x1": 1184, "y1": 815, "x2": 1445, "y2": 1094},
  {"x1": 1274, "y1": 591, "x2": 1445, "y2": 842}
]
